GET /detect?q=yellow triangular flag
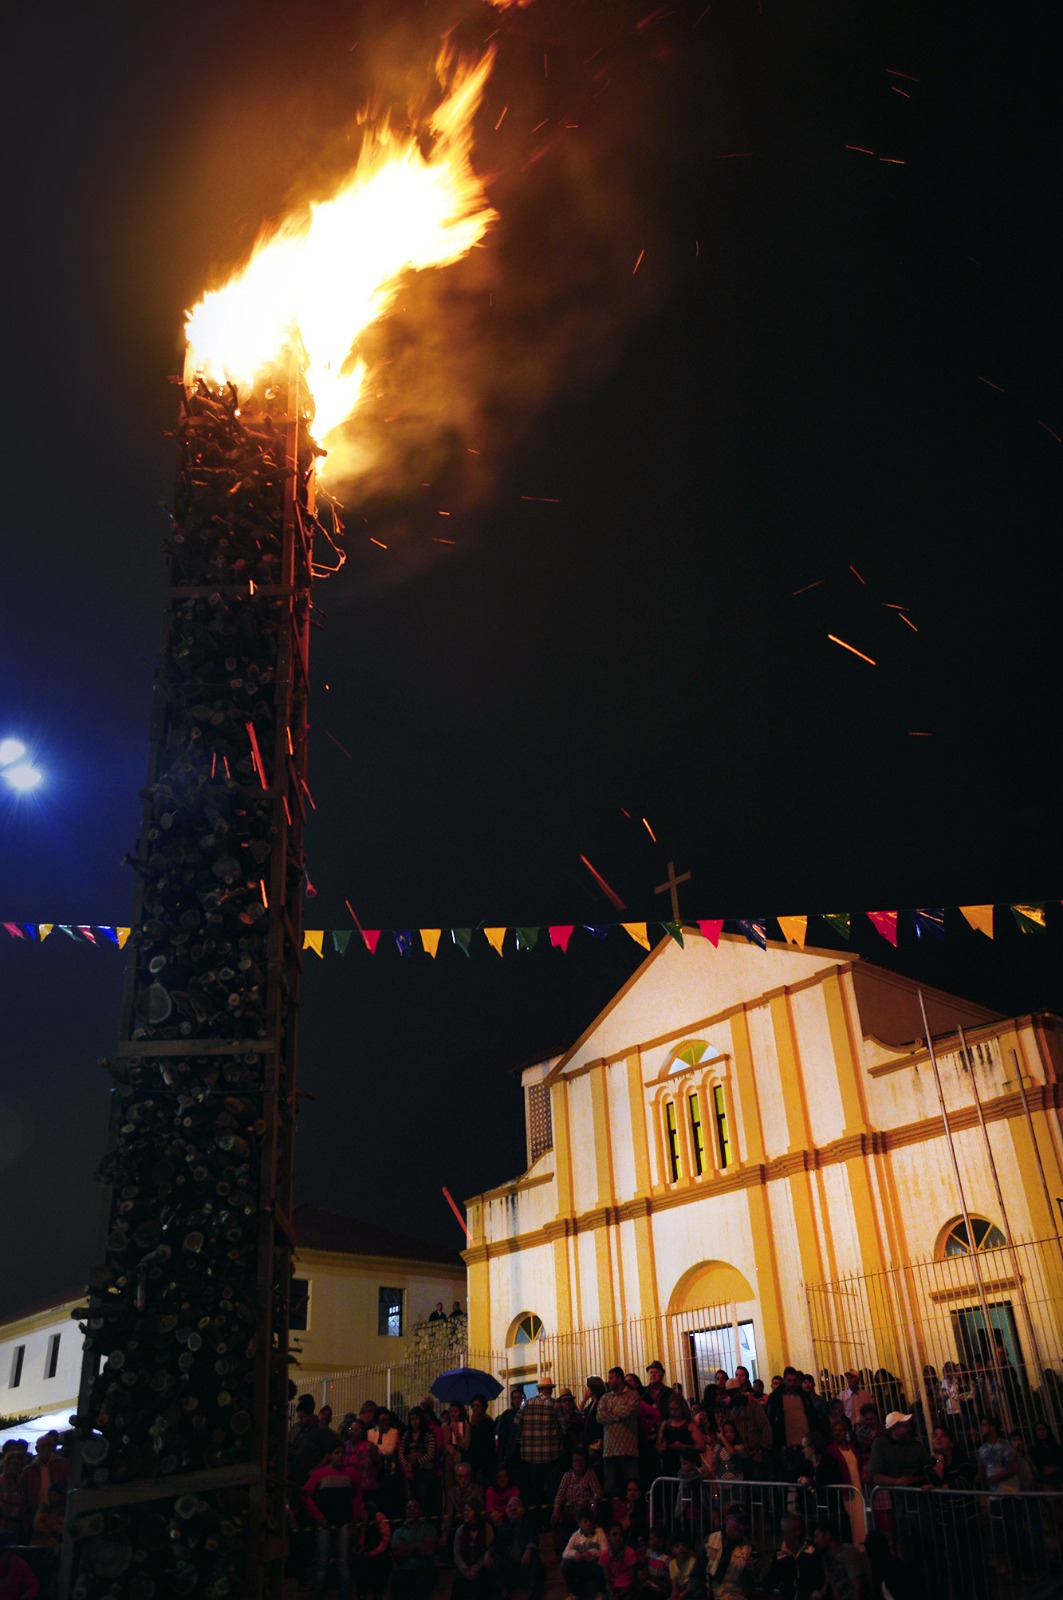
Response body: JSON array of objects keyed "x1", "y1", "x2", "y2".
[
  {"x1": 777, "y1": 915, "x2": 807, "y2": 948},
  {"x1": 484, "y1": 927, "x2": 507, "y2": 956},
  {"x1": 420, "y1": 928, "x2": 442, "y2": 958},
  {"x1": 622, "y1": 922, "x2": 651, "y2": 949},
  {"x1": 38, "y1": 924, "x2": 54, "y2": 941},
  {"x1": 959, "y1": 905, "x2": 994, "y2": 938},
  {"x1": 116, "y1": 927, "x2": 131, "y2": 949},
  {"x1": 303, "y1": 929, "x2": 325, "y2": 958}
]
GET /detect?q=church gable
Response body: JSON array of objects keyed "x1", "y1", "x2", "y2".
[{"x1": 548, "y1": 932, "x2": 845, "y2": 1079}]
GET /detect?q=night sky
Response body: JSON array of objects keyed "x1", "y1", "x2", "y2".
[{"x1": 1, "y1": 0, "x2": 1060, "y2": 1321}]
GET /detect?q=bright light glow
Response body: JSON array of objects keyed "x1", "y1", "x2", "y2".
[
  {"x1": 0, "y1": 738, "x2": 26, "y2": 767},
  {"x1": 185, "y1": 47, "x2": 497, "y2": 461},
  {"x1": 2, "y1": 763, "x2": 42, "y2": 791}
]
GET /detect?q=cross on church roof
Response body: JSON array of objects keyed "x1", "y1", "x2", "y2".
[{"x1": 654, "y1": 860, "x2": 691, "y2": 922}]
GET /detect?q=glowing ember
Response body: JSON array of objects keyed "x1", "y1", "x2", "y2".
[{"x1": 185, "y1": 48, "x2": 498, "y2": 458}]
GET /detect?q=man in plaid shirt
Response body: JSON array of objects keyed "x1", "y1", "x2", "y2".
[
  {"x1": 596, "y1": 1367, "x2": 641, "y2": 1496},
  {"x1": 515, "y1": 1378, "x2": 566, "y2": 1526}
]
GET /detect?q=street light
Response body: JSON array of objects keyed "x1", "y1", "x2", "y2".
[{"x1": 1, "y1": 736, "x2": 42, "y2": 791}]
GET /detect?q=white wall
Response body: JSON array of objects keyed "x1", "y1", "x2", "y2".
[{"x1": 0, "y1": 1306, "x2": 82, "y2": 1421}]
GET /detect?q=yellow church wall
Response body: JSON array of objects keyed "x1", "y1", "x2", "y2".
[
  {"x1": 606, "y1": 1058, "x2": 636, "y2": 1203},
  {"x1": 789, "y1": 984, "x2": 849, "y2": 1147},
  {"x1": 743, "y1": 1003, "x2": 790, "y2": 1159},
  {"x1": 568, "y1": 1073, "x2": 599, "y2": 1215},
  {"x1": 484, "y1": 1238, "x2": 558, "y2": 1354}
]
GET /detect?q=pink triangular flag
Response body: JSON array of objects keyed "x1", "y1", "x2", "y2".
[
  {"x1": 696, "y1": 919, "x2": 724, "y2": 947},
  {"x1": 77, "y1": 926, "x2": 97, "y2": 944},
  {"x1": 362, "y1": 929, "x2": 381, "y2": 955},
  {"x1": 867, "y1": 910, "x2": 899, "y2": 947},
  {"x1": 3, "y1": 923, "x2": 25, "y2": 939},
  {"x1": 549, "y1": 925, "x2": 575, "y2": 952}
]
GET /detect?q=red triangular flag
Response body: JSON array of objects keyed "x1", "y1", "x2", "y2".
[
  {"x1": 362, "y1": 929, "x2": 381, "y2": 954},
  {"x1": 3, "y1": 923, "x2": 25, "y2": 939},
  {"x1": 77, "y1": 926, "x2": 98, "y2": 944},
  {"x1": 549, "y1": 925, "x2": 575, "y2": 952},
  {"x1": 867, "y1": 910, "x2": 899, "y2": 947},
  {"x1": 696, "y1": 919, "x2": 724, "y2": 947}
]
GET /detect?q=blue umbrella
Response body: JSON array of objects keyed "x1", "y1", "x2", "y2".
[{"x1": 430, "y1": 1366, "x2": 504, "y2": 1405}]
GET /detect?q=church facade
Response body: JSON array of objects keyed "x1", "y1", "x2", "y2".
[{"x1": 463, "y1": 935, "x2": 1063, "y2": 1410}]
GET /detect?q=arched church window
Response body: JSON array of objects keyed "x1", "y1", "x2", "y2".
[
  {"x1": 511, "y1": 1313, "x2": 543, "y2": 1346},
  {"x1": 688, "y1": 1092, "x2": 705, "y2": 1176},
  {"x1": 712, "y1": 1085, "x2": 732, "y2": 1169},
  {"x1": 941, "y1": 1217, "x2": 1006, "y2": 1258},
  {"x1": 669, "y1": 1040, "x2": 722, "y2": 1074},
  {"x1": 665, "y1": 1101, "x2": 682, "y2": 1181}
]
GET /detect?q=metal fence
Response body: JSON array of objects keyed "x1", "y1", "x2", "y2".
[
  {"x1": 537, "y1": 1301, "x2": 761, "y2": 1399},
  {"x1": 646, "y1": 1475, "x2": 1062, "y2": 1600},
  {"x1": 806, "y1": 1233, "x2": 1063, "y2": 1441},
  {"x1": 301, "y1": 1343, "x2": 508, "y2": 1423}
]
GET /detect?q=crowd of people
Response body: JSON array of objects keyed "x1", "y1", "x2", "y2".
[
  {"x1": 287, "y1": 1358, "x2": 1063, "y2": 1600},
  {"x1": 0, "y1": 1430, "x2": 70, "y2": 1600}
]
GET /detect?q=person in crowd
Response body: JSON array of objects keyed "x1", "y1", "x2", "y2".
[
  {"x1": 342, "y1": 1418, "x2": 378, "y2": 1508},
  {"x1": 838, "y1": 1371, "x2": 875, "y2": 1428},
  {"x1": 800, "y1": 1375, "x2": 829, "y2": 1432},
  {"x1": 644, "y1": 1362, "x2": 675, "y2": 1420},
  {"x1": 1007, "y1": 1429, "x2": 1037, "y2": 1491},
  {"x1": 976, "y1": 1416, "x2": 1020, "y2": 1492},
  {"x1": 0, "y1": 1451, "x2": 25, "y2": 1540},
  {"x1": 938, "y1": 1362, "x2": 972, "y2": 1435},
  {"x1": 750, "y1": 1379, "x2": 767, "y2": 1405},
  {"x1": 614, "y1": 1479, "x2": 648, "y2": 1549},
  {"x1": 319, "y1": 1406, "x2": 334, "y2": 1430},
  {"x1": 853, "y1": 1404, "x2": 881, "y2": 1463},
  {"x1": 863, "y1": 1529, "x2": 926, "y2": 1600},
  {"x1": 391, "y1": 1500, "x2": 438, "y2": 1600},
  {"x1": 467, "y1": 1394, "x2": 497, "y2": 1485},
  {"x1": 711, "y1": 1420, "x2": 747, "y2": 1483},
  {"x1": 497, "y1": 1387, "x2": 527, "y2": 1475},
  {"x1": 639, "y1": 1525, "x2": 672, "y2": 1600},
  {"x1": 515, "y1": 1377, "x2": 566, "y2": 1522},
  {"x1": 30, "y1": 1481, "x2": 65, "y2": 1548},
  {"x1": 872, "y1": 1371, "x2": 907, "y2": 1423},
  {"x1": 429, "y1": 1302, "x2": 448, "y2": 1322},
  {"x1": 767, "y1": 1369, "x2": 821, "y2": 1480},
  {"x1": 667, "y1": 1534, "x2": 695, "y2": 1600},
  {"x1": 301, "y1": 1443, "x2": 362, "y2": 1600},
  {"x1": 811, "y1": 1519, "x2": 871, "y2": 1600},
  {"x1": 452, "y1": 1503, "x2": 493, "y2": 1600},
  {"x1": 657, "y1": 1394, "x2": 696, "y2": 1478},
  {"x1": 626, "y1": 1373, "x2": 662, "y2": 1483},
  {"x1": 759, "y1": 1513, "x2": 823, "y2": 1600},
  {"x1": 672, "y1": 1450, "x2": 706, "y2": 1537},
  {"x1": 1030, "y1": 1418, "x2": 1063, "y2": 1489},
  {"x1": 582, "y1": 1376, "x2": 607, "y2": 1465},
  {"x1": 0, "y1": 1548, "x2": 38, "y2": 1600},
  {"x1": 870, "y1": 1413, "x2": 931, "y2": 1567},
  {"x1": 358, "y1": 1401, "x2": 380, "y2": 1433},
  {"x1": 400, "y1": 1407, "x2": 439, "y2": 1513},
  {"x1": 289, "y1": 1396, "x2": 340, "y2": 1490},
  {"x1": 444, "y1": 1403, "x2": 471, "y2": 1493},
  {"x1": 492, "y1": 1495, "x2": 544, "y2": 1600},
  {"x1": 487, "y1": 1465, "x2": 518, "y2": 1527},
  {"x1": 827, "y1": 1419, "x2": 867, "y2": 1544},
  {"x1": 797, "y1": 1434, "x2": 846, "y2": 1539},
  {"x1": 728, "y1": 1381, "x2": 773, "y2": 1480},
  {"x1": 701, "y1": 1370, "x2": 730, "y2": 1426},
  {"x1": 558, "y1": 1388, "x2": 585, "y2": 1465},
  {"x1": 443, "y1": 1461, "x2": 487, "y2": 1549},
  {"x1": 367, "y1": 1406, "x2": 402, "y2": 1518},
  {"x1": 703, "y1": 1505, "x2": 757, "y2": 1600},
  {"x1": 553, "y1": 1447, "x2": 604, "y2": 1544},
  {"x1": 599, "y1": 1368, "x2": 642, "y2": 1498},
  {"x1": 561, "y1": 1509, "x2": 609, "y2": 1599},
  {"x1": 450, "y1": 1301, "x2": 465, "y2": 1318},
  {"x1": 927, "y1": 1423, "x2": 973, "y2": 1490},
  {"x1": 601, "y1": 1521, "x2": 639, "y2": 1600},
  {"x1": 17, "y1": 1432, "x2": 69, "y2": 1542},
  {"x1": 356, "y1": 1509, "x2": 392, "y2": 1600}
]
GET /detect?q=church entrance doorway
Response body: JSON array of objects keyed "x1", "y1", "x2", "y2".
[{"x1": 686, "y1": 1318, "x2": 759, "y2": 1395}]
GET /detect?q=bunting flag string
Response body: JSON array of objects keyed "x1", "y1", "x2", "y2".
[{"x1": 2, "y1": 902, "x2": 1060, "y2": 959}]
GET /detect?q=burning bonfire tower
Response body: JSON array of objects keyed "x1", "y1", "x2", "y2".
[
  {"x1": 62, "y1": 359, "x2": 318, "y2": 1600},
  {"x1": 62, "y1": 45, "x2": 498, "y2": 1600}
]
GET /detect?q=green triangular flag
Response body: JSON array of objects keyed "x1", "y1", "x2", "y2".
[
  {"x1": 515, "y1": 926, "x2": 540, "y2": 952},
  {"x1": 332, "y1": 930, "x2": 351, "y2": 955},
  {"x1": 451, "y1": 928, "x2": 473, "y2": 957},
  {"x1": 661, "y1": 921, "x2": 685, "y2": 947},
  {"x1": 822, "y1": 913, "x2": 851, "y2": 941},
  {"x1": 1011, "y1": 903, "x2": 1046, "y2": 935}
]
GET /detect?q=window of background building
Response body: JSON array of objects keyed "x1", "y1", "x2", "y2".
[
  {"x1": 45, "y1": 1333, "x2": 61, "y2": 1380},
  {"x1": 528, "y1": 1083, "x2": 553, "y2": 1163},
  {"x1": 9, "y1": 1345, "x2": 25, "y2": 1389},
  {"x1": 378, "y1": 1287, "x2": 404, "y2": 1337},
  {"x1": 290, "y1": 1278, "x2": 310, "y2": 1332}
]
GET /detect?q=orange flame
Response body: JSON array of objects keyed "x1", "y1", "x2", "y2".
[{"x1": 185, "y1": 48, "x2": 497, "y2": 461}]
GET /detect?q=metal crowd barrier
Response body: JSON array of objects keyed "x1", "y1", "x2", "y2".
[
  {"x1": 647, "y1": 1475, "x2": 1062, "y2": 1599},
  {"x1": 867, "y1": 1484, "x2": 1062, "y2": 1600}
]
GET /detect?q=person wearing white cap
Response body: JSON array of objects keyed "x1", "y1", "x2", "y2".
[{"x1": 869, "y1": 1412, "x2": 931, "y2": 1563}]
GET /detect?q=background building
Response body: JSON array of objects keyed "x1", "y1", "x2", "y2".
[
  {"x1": 464, "y1": 934, "x2": 1063, "y2": 1426},
  {"x1": 0, "y1": 1204, "x2": 465, "y2": 1443}
]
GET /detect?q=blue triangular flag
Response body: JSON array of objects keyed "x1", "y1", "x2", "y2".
[
  {"x1": 914, "y1": 908, "x2": 945, "y2": 940},
  {"x1": 97, "y1": 926, "x2": 120, "y2": 945},
  {"x1": 394, "y1": 930, "x2": 414, "y2": 955},
  {"x1": 582, "y1": 925, "x2": 610, "y2": 939}
]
